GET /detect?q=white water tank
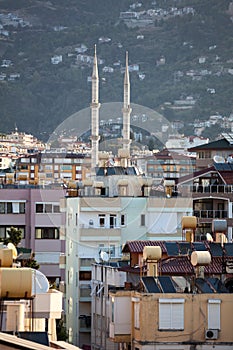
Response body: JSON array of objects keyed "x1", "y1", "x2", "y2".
[
  {"x1": 191, "y1": 251, "x2": 211, "y2": 266},
  {"x1": 182, "y1": 216, "x2": 197, "y2": 230},
  {"x1": 143, "y1": 246, "x2": 162, "y2": 261},
  {"x1": 0, "y1": 268, "x2": 33, "y2": 298}
]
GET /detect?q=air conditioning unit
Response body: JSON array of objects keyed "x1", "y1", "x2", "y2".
[{"x1": 205, "y1": 329, "x2": 219, "y2": 340}]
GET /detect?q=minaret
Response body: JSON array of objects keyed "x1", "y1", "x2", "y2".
[
  {"x1": 122, "y1": 51, "x2": 132, "y2": 153},
  {"x1": 90, "y1": 45, "x2": 100, "y2": 171}
]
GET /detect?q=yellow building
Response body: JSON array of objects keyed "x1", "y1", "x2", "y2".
[{"x1": 109, "y1": 289, "x2": 233, "y2": 350}]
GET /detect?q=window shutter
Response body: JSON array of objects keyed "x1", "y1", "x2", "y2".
[
  {"x1": 134, "y1": 302, "x2": 140, "y2": 328},
  {"x1": 208, "y1": 299, "x2": 221, "y2": 330},
  {"x1": 172, "y1": 302, "x2": 184, "y2": 329},
  {"x1": 159, "y1": 299, "x2": 184, "y2": 330},
  {"x1": 159, "y1": 303, "x2": 172, "y2": 329}
]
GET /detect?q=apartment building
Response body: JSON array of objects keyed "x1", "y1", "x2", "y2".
[
  {"x1": 61, "y1": 169, "x2": 193, "y2": 348},
  {"x1": 0, "y1": 186, "x2": 66, "y2": 282},
  {"x1": 188, "y1": 133, "x2": 233, "y2": 170},
  {"x1": 177, "y1": 162, "x2": 233, "y2": 241},
  {"x1": 15, "y1": 151, "x2": 91, "y2": 186},
  {"x1": 143, "y1": 148, "x2": 195, "y2": 180},
  {"x1": 92, "y1": 240, "x2": 233, "y2": 350}
]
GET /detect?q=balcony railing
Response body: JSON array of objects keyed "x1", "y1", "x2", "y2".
[
  {"x1": 193, "y1": 210, "x2": 228, "y2": 219},
  {"x1": 192, "y1": 185, "x2": 233, "y2": 194}
]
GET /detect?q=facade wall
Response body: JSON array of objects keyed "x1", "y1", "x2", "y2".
[
  {"x1": 0, "y1": 188, "x2": 65, "y2": 279},
  {"x1": 65, "y1": 194, "x2": 193, "y2": 347},
  {"x1": 132, "y1": 292, "x2": 233, "y2": 344}
]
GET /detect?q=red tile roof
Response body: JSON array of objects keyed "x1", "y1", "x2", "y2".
[
  {"x1": 122, "y1": 240, "x2": 233, "y2": 276},
  {"x1": 219, "y1": 171, "x2": 233, "y2": 185},
  {"x1": 159, "y1": 256, "x2": 194, "y2": 275},
  {"x1": 122, "y1": 240, "x2": 166, "y2": 254}
]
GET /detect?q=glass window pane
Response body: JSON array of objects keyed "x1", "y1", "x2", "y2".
[
  {"x1": 0, "y1": 203, "x2": 5, "y2": 214},
  {"x1": 45, "y1": 204, "x2": 52, "y2": 213},
  {"x1": 36, "y1": 203, "x2": 43, "y2": 213}
]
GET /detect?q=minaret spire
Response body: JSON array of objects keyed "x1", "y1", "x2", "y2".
[
  {"x1": 122, "y1": 51, "x2": 132, "y2": 153},
  {"x1": 90, "y1": 45, "x2": 100, "y2": 172}
]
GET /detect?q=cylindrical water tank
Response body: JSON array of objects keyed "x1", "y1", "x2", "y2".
[
  {"x1": 191, "y1": 251, "x2": 211, "y2": 266},
  {"x1": 212, "y1": 219, "x2": 227, "y2": 233},
  {"x1": 0, "y1": 268, "x2": 33, "y2": 298},
  {"x1": 0, "y1": 249, "x2": 13, "y2": 267},
  {"x1": 143, "y1": 246, "x2": 162, "y2": 261},
  {"x1": 182, "y1": 216, "x2": 197, "y2": 230}
]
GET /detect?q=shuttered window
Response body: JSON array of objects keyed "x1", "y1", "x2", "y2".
[
  {"x1": 134, "y1": 302, "x2": 140, "y2": 329},
  {"x1": 159, "y1": 298, "x2": 184, "y2": 330},
  {"x1": 208, "y1": 299, "x2": 221, "y2": 330}
]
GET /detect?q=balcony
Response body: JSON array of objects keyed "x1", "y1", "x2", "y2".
[
  {"x1": 79, "y1": 315, "x2": 91, "y2": 332},
  {"x1": 79, "y1": 285, "x2": 91, "y2": 302},
  {"x1": 193, "y1": 210, "x2": 228, "y2": 219},
  {"x1": 192, "y1": 185, "x2": 233, "y2": 194}
]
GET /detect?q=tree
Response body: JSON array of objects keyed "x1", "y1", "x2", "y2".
[
  {"x1": 0, "y1": 226, "x2": 40, "y2": 269},
  {"x1": 0, "y1": 226, "x2": 22, "y2": 246},
  {"x1": 23, "y1": 252, "x2": 40, "y2": 270}
]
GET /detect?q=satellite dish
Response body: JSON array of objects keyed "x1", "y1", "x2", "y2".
[
  {"x1": 227, "y1": 155, "x2": 233, "y2": 163},
  {"x1": 213, "y1": 155, "x2": 225, "y2": 163},
  {"x1": 206, "y1": 233, "x2": 214, "y2": 242},
  {"x1": 32, "y1": 269, "x2": 49, "y2": 295},
  {"x1": 7, "y1": 243, "x2": 18, "y2": 260},
  {"x1": 100, "y1": 251, "x2": 109, "y2": 262}
]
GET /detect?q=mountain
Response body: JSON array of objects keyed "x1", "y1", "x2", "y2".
[{"x1": 0, "y1": 0, "x2": 232, "y2": 141}]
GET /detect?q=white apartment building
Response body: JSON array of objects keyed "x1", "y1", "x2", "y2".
[{"x1": 61, "y1": 172, "x2": 192, "y2": 348}]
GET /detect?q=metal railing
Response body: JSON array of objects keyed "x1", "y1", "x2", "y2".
[
  {"x1": 192, "y1": 185, "x2": 233, "y2": 194},
  {"x1": 193, "y1": 210, "x2": 228, "y2": 219}
]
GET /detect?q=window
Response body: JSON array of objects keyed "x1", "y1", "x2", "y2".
[
  {"x1": 0, "y1": 202, "x2": 25, "y2": 214},
  {"x1": 21, "y1": 158, "x2": 30, "y2": 163},
  {"x1": 68, "y1": 267, "x2": 74, "y2": 284},
  {"x1": 0, "y1": 226, "x2": 25, "y2": 239},
  {"x1": 111, "y1": 297, "x2": 114, "y2": 322},
  {"x1": 0, "y1": 203, "x2": 4, "y2": 213},
  {"x1": 36, "y1": 203, "x2": 43, "y2": 213},
  {"x1": 159, "y1": 299, "x2": 184, "y2": 330},
  {"x1": 60, "y1": 165, "x2": 72, "y2": 171},
  {"x1": 41, "y1": 158, "x2": 52, "y2": 164},
  {"x1": 45, "y1": 204, "x2": 52, "y2": 213},
  {"x1": 110, "y1": 214, "x2": 117, "y2": 228},
  {"x1": 121, "y1": 214, "x2": 125, "y2": 226},
  {"x1": 134, "y1": 302, "x2": 140, "y2": 329},
  {"x1": 36, "y1": 203, "x2": 60, "y2": 214},
  {"x1": 79, "y1": 271, "x2": 91, "y2": 280},
  {"x1": 99, "y1": 214, "x2": 105, "y2": 227},
  {"x1": 68, "y1": 297, "x2": 73, "y2": 314},
  {"x1": 35, "y1": 227, "x2": 59, "y2": 239},
  {"x1": 7, "y1": 202, "x2": 12, "y2": 213},
  {"x1": 110, "y1": 245, "x2": 115, "y2": 257},
  {"x1": 208, "y1": 299, "x2": 221, "y2": 330},
  {"x1": 141, "y1": 214, "x2": 145, "y2": 226}
]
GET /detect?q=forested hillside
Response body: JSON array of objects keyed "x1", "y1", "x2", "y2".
[{"x1": 0, "y1": 0, "x2": 232, "y2": 140}]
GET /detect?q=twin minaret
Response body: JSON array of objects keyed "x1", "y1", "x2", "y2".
[
  {"x1": 90, "y1": 45, "x2": 100, "y2": 170},
  {"x1": 90, "y1": 47, "x2": 131, "y2": 170}
]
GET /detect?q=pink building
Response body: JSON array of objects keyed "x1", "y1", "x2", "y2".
[{"x1": 0, "y1": 186, "x2": 66, "y2": 283}]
